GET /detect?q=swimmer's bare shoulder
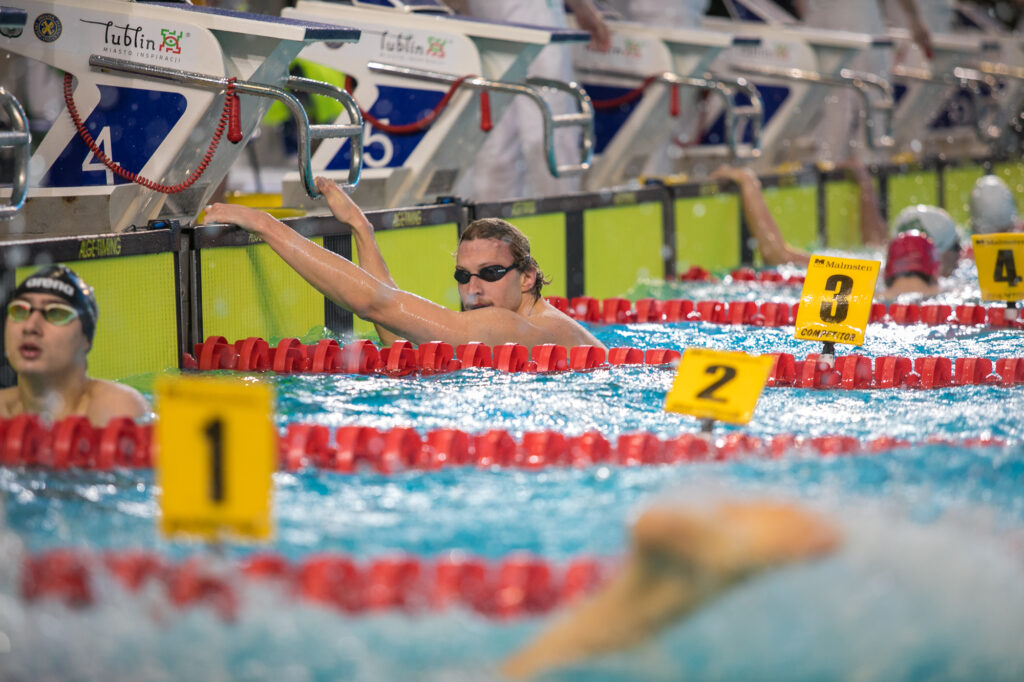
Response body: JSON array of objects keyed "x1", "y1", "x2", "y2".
[
  {"x1": 0, "y1": 386, "x2": 18, "y2": 418},
  {"x1": 84, "y1": 379, "x2": 151, "y2": 426},
  {"x1": 531, "y1": 301, "x2": 604, "y2": 348}
]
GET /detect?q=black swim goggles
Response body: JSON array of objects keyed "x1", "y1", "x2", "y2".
[
  {"x1": 453, "y1": 264, "x2": 517, "y2": 285},
  {"x1": 7, "y1": 300, "x2": 80, "y2": 326}
]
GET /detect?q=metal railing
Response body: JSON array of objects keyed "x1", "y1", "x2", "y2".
[
  {"x1": 88, "y1": 55, "x2": 364, "y2": 198},
  {"x1": 367, "y1": 61, "x2": 595, "y2": 178},
  {"x1": 0, "y1": 87, "x2": 30, "y2": 219},
  {"x1": 732, "y1": 63, "x2": 895, "y2": 150},
  {"x1": 891, "y1": 63, "x2": 1003, "y2": 143},
  {"x1": 574, "y1": 67, "x2": 764, "y2": 159}
]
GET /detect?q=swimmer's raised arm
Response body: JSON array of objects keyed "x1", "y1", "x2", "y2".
[
  {"x1": 710, "y1": 166, "x2": 810, "y2": 268},
  {"x1": 838, "y1": 160, "x2": 888, "y2": 248},
  {"x1": 315, "y1": 177, "x2": 400, "y2": 346},
  {"x1": 201, "y1": 204, "x2": 578, "y2": 348}
]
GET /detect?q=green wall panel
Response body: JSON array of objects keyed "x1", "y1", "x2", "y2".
[
  {"x1": 824, "y1": 180, "x2": 861, "y2": 250},
  {"x1": 507, "y1": 213, "x2": 568, "y2": 299},
  {"x1": 993, "y1": 161, "x2": 1024, "y2": 218},
  {"x1": 887, "y1": 170, "x2": 939, "y2": 221},
  {"x1": 943, "y1": 164, "x2": 986, "y2": 227},
  {"x1": 353, "y1": 223, "x2": 460, "y2": 338},
  {"x1": 674, "y1": 193, "x2": 741, "y2": 272},
  {"x1": 200, "y1": 239, "x2": 325, "y2": 343},
  {"x1": 17, "y1": 253, "x2": 179, "y2": 381},
  {"x1": 583, "y1": 202, "x2": 664, "y2": 299},
  {"x1": 764, "y1": 185, "x2": 819, "y2": 252}
]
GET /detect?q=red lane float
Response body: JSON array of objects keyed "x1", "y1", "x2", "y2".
[
  {"x1": 21, "y1": 549, "x2": 608, "y2": 621},
  {"x1": 549, "y1": 296, "x2": 1024, "y2": 329},
  {"x1": 0, "y1": 418, "x2": 1010, "y2": 473}
]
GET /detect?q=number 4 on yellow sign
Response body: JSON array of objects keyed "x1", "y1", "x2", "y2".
[
  {"x1": 156, "y1": 376, "x2": 276, "y2": 543},
  {"x1": 664, "y1": 348, "x2": 775, "y2": 424},
  {"x1": 972, "y1": 233, "x2": 1024, "y2": 302}
]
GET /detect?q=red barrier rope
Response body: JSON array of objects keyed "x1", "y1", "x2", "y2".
[
  {"x1": 0, "y1": 413, "x2": 1010, "y2": 474},
  {"x1": 346, "y1": 74, "x2": 487, "y2": 135},
  {"x1": 590, "y1": 75, "x2": 666, "y2": 111},
  {"x1": 20, "y1": 548, "x2": 608, "y2": 621},
  {"x1": 62, "y1": 73, "x2": 237, "y2": 194},
  {"x1": 548, "y1": 295, "x2": 1024, "y2": 329},
  {"x1": 183, "y1": 336, "x2": 681, "y2": 375},
  {"x1": 183, "y1": 336, "x2": 1024, "y2": 389}
]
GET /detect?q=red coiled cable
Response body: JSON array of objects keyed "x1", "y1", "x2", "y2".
[
  {"x1": 62, "y1": 73, "x2": 238, "y2": 194},
  {"x1": 346, "y1": 74, "x2": 478, "y2": 135},
  {"x1": 590, "y1": 75, "x2": 660, "y2": 111}
]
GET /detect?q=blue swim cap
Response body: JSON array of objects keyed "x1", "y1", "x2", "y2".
[{"x1": 9, "y1": 265, "x2": 98, "y2": 342}]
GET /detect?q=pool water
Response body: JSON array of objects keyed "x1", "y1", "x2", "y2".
[{"x1": 1, "y1": 274, "x2": 1023, "y2": 681}]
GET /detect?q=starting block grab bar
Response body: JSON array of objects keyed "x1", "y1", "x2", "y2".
[
  {"x1": 577, "y1": 67, "x2": 764, "y2": 160},
  {"x1": 88, "y1": 55, "x2": 364, "y2": 198},
  {"x1": 732, "y1": 63, "x2": 895, "y2": 150},
  {"x1": 891, "y1": 64, "x2": 1004, "y2": 144},
  {"x1": 0, "y1": 86, "x2": 30, "y2": 219},
  {"x1": 367, "y1": 61, "x2": 594, "y2": 178},
  {"x1": 659, "y1": 70, "x2": 763, "y2": 159}
]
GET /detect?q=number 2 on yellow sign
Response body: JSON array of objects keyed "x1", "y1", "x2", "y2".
[{"x1": 665, "y1": 348, "x2": 774, "y2": 424}]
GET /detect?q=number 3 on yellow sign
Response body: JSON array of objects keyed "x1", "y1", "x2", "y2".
[
  {"x1": 972, "y1": 233, "x2": 1024, "y2": 302},
  {"x1": 664, "y1": 348, "x2": 775, "y2": 424},
  {"x1": 795, "y1": 255, "x2": 880, "y2": 347},
  {"x1": 156, "y1": 376, "x2": 276, "y2": 542}
]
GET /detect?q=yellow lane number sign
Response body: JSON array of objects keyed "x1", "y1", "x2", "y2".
[
  {"x1": 156, "y1": 376, "x2": 276, "y2": 542},
  {"x1": 795, "y1": 255, "x2": 880, "y2": 346},
  {"x1": 972, "y1": 233, "x2": 1024, "y2": 301},
  {"x1": 665, "y1": 348, "x2": 775, "y2": 424}
]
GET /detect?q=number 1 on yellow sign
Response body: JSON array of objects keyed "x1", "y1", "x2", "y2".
[{"x1": 156, "y1": 376, "x2": 276, "y2": 543}]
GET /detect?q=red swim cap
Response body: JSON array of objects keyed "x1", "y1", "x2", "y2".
[{"x1": 884, "y1": 231, "x2": 939, "y2": 285}]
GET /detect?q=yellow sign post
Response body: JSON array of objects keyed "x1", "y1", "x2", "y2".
[
  {"x1": 972, "y1": 233, "x2": 1024, "y2": 302},
  {"x1": 665, "y1": 348, "x2": 775, "y2": 425},
  {"x1": 156, "y1": 376, "x2": 276, "y2": 542},
  {"x1": 795, "y1": 255, "x2": 880, "y2": 347}
]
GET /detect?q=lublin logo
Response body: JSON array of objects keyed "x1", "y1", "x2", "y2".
[
  {"x1": 80, "y1": 18, "x2": 188, "y2": 59},
  {"x1": 160, "y1": 28, "x2": 183, "y2": 54}
]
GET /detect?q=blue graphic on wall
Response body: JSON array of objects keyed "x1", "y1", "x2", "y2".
[
  {"x1": 42, "y1": 86, "x2": 186, "y2": 188},
  {"x1": 896, "y1": 81, "x2": 993, "y2": 132},
  {"x1": 701, "y1": 85, "x2": 789, "y2": 146},
  {"x1": 327, "y1": 85, "x2": 444, "y2": 170},
  {"x1": 583, "y1": 83, "x2": 640, "y2": 154}
]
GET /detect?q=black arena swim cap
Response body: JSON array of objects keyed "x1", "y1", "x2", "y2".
[{"x1": 8, "y1": 265, "x2": 99, "y2": 342}]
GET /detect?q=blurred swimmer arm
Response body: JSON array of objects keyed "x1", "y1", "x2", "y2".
[
  {"x1": 840, "y1": 160, "x2": 888, "y2": 247},
  {"x1": 501, "y1": 501, "x2": 840, "y2": 679},
  {"x1": 566, "y1": 0, "x2": 612, "y2": 51},
  {"x1": 710, "y1": 166, "x2": 810, "y2": 267},
  {"x1": 441, "y1": 0, "x2": 468, "y2": 13},
  {"x1": 315, "y1": 177, "x2": 401, "y2": 346},
  {"x1": 201, "y1": 204, "x2": 562, "y2": 348},
  {"x1": 895, "y1": 0, "x2": 934, "y2": 59}
]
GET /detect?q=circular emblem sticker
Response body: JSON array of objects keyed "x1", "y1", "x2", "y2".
[{"x1": 33, "y1": 13, "x2": 61, "y2": 43}]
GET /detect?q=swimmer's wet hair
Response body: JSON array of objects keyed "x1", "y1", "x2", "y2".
[{"x1": 460, "y1": 218, "x2": 550, "y2": 297}]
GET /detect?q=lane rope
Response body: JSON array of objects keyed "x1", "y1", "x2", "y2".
[
  {"x1": 20, "y1": 547, "x2": 609, "y2": 622},
  {"x1": 0, "y1": 413, "x2": 1008, "y2": 474}
]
